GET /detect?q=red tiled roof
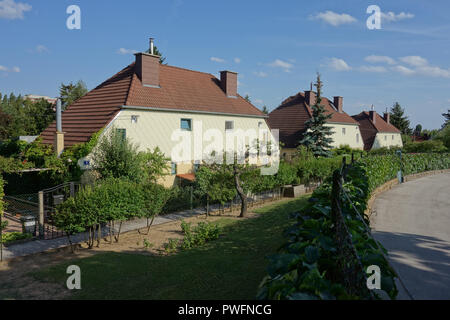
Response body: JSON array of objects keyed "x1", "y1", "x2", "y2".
[
  {"x1": 126, "y1": 64, "x2": 264, "y2": 117},
  {"x1": 351, "y1": 111, "x2": 401, "y2": 150},
  {"x1": 268, "y1": 92, "x2": 358, "y2": 148},
  {"x1": 41, "y1": 62, "x2": 265, "y2": 148},
  {"x1": 41, "y1": 64, "x2": 134, "y2": 147}
]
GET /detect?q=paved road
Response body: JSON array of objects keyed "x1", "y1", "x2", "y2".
[{"x1": 371, "y1": 172, "x2": 450, "y2": 300}]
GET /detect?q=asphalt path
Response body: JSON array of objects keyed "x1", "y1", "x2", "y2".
[{"x1": 371, "y1": 172, "x2": 450, "y2": 300}]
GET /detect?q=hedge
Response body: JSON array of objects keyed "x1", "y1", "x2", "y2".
[
  {"x1": 258, "y1": 153, "x2": 450, "y2": 300},
  {"x1": 54, "y1": 177, "x2": 170, "y2": 248}
]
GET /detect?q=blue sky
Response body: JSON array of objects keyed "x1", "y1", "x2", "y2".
[{"x1": 1, "y1": 0, "x2": 450, "y2": 129}]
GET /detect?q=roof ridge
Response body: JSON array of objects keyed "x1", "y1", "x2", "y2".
[{"x1": 161, "y1": 64, "x2": 215, "y2": 77}]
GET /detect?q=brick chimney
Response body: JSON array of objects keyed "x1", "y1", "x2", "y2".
[
  {"x1": 384, "y1": 112, "x2": 390, "y2": 124},
  {"x1": 220, "y1": 71, "x2": 238, "y2": 97},
  {"x1": 304, "y1": 91, "x2": 316, "y2": 106},
  {"x1": 135, "y1": 38, "x2": 160, "y2": 88},
  {"x1": 369, "y1": 107, "x2": 377, "y2": 124},
  {"x1": 334, "y1": 96, "x2": 343, "y2": 113}
]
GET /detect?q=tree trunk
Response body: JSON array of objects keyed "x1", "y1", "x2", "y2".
[{"x1": 234, "y1": 168, "x2": 247, "y2": 218}]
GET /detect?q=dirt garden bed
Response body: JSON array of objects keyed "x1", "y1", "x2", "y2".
[{"x1": 0, "y1": 197, "x2": 296, "y2": 300}]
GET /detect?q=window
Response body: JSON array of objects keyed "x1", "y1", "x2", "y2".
[
  {"x1": 181, "y1": 119, "x2": 192, "y2": 131},
  {"x1": 342, "y1": 128, "x2": 346, "y2": 135},
  {"x1": 392, "y1": 135, "x2": 395, "y2": 140},
  {"x1": 356, "y1": 134, "x2": 360, "y2": 143},
  {"x1": 171, "y1": 162, "x2": 177, "y2": 175},
  {"x1": 258, "y1": 121, "x2": 263, "y2": 128},
  {"x1": 194, "y1": 163, "x2": 200, "y2": 172},
  {"x1": 225, "y1": 121, "x2": 234, "y2": 130},
  {"x1": 384, "y1": 135, "x2": 387, "y2": 141},
  {"x1": 116, "y1": 129, "x2": 126, "y2": 141}
]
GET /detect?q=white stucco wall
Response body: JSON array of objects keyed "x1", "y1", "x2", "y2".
[
  {"x1": 110, "y1": 108, "x2": 273, "y2": 157},
  {"x1": 80, "y1": 108, "x2": 276, "y2": 187},
  {"x1": 325, "y1": 123, "x2": 365, "y2": 150},
  {"x1": 372, "y1": 132, "x2": 403, "y2": 149}
]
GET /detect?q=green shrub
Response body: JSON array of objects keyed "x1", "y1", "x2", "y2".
[
  {"x1": 0, "y1": 174, "x2": 4, "y2": 216},
  {"x1": 55, "y1": 177, "x2": 147, "y2": 247},
  {"x1": 403, "y1": 140, "x2": 447, "y2": 153},
  {"x1": 1, "y1": 232, "x2": 33, "y2": 244},
  {"x1": 259, "y1": 153, "x2": 450, "y2": 300},
  {"x1": 180, "y1": 220, "x2": 221, "y2": 250}
]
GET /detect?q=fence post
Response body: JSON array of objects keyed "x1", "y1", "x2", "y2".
[
  {"x1": 331, "y1": 170, "x2": 341, "y2": 226},
  {"x1": 190, "y1": 185, "x2": 193, "y2": 211},
  {"x1": 38, "y1": 191, "x2": 44, "y2": 238}
]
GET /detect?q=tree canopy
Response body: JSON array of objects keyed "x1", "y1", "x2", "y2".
[
  {"x1": 390, "y1": 102, "x2": 412, "y2": 135},
  {"x1": 298, "y1": 73, "x2": 333, "y2": 158},
  {"x1": 0, "y1": 93, "x2": 55, "y2": 139},
  {"x1": 59, "y1": 80, "x2": 88, "y2": 109}
]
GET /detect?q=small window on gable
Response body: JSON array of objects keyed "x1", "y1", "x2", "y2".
[
  {"x1": 116, "y1": 129, "x2": 126, "y2": 142},
  {"x1": 171, "y1": 162, "x2": 177, "y2": 175},
  {"x1": 131, "y1": 115, "x2": 139, "y2": 124},
  {"x1": 225, "y1": 121, "x2": 234, "y2": 130},
  {"x1": 181, "y1": 119, "x2": 192, "y2": 131}
]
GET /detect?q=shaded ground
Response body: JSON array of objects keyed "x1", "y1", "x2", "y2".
[
  {"x1": 0, "y1": 197, "x2": 309, "y2": 300},
  {"x1": 371, "y1": 173, "x2": 450, "y2": 300}
]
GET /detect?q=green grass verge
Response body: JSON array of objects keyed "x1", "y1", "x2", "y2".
[{"x1": 31, "y1": 196, "x2": 310, "y2": 300}]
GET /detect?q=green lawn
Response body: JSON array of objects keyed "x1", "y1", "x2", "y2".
[{"x1": 31, "y1": 196, "x2": 309, "y2": 300}]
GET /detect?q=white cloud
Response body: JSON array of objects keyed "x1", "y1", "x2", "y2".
[
  {"x1": 310, "y1": 11, "x2": 357, "y2": 26},
  {"x1": 381, "y1": 11, "x2": 414, "y2": 23},
  {"x1": 359, "y1": 65, "x2": 387, "y2": 73},
  {"x1": 327, "y1": 57, "x2": 351, "y2": 71},
  {"x1": 417, "y1": 65, "x2": 450, "y2": 78},
  {"x1": 0, "y1": 0, "x2": 31, "y2": 20},
  {"x1": 268, "y1": 59, "x2": 293, "y2": 72},
  {"x1": 365, "y1": 55, "x2": 396, "y2": 65},
  {"x1": 253, "y1": 71, "x2": 268, "y2": 78},
  {"x1": 392, "y1": 65, "x2": 415, "y2": 76},
  {"x1": 117, "y1": 48, "x2": 137, "y2": 55},
  {"x1": 36, "y1": 44, "x2": 49, "y2": 53},
  {"x1": 210, "y1": 57, "x2": 225, "y2": 63},
  {"x1": 0, "y1": 65, "x2": 20, "y2": 73},
  {"x1": 234, "y1": 58, "x2": 241, "y2": 64},
  {"x1": 399, "y1": 56, "x2": 428, "y2": 67}
]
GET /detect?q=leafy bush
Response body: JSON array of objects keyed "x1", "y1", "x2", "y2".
[
  {"x1": 259, "y1": 153, "x2": 450, "y2": 300},
  {"x1": 403, "y1": 140, "x2": 447, "y2": 153},
  {"x1": 55, "y1": 177, "x2": 147, "y2": 247},
  {"x1": 180, "y1": 220, "x2": 221, "y2": 250},
  {"x1": 0, "y1": 174, "x2": 4, "y2": 215},
  {"x1": 1, "y1": 232, "x2": 33, "y2": 244},
  {"x1": 93, "y1": 129, "x2": 144, "y2": 182}
]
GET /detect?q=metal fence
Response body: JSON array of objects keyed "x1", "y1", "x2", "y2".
[{"x1": 3, "y1": 182, "x2": 81, "y2": 240}]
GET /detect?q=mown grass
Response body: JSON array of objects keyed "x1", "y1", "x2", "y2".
[{"x1": 31, "y1": 196, "x2": 310, "y2": 300}]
